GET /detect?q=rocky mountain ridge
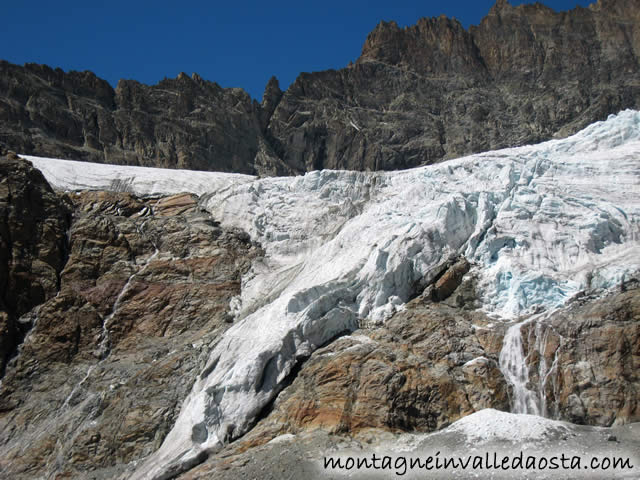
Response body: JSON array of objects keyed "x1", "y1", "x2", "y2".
[{"x1": 1, "y1": 0, "x2": 639, "y2": 175}]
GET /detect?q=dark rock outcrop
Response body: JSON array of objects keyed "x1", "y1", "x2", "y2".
[
  {"x1": 0, "y1": 151, "x2": 70, "y2": 375},
  {"x1": 1, "y1": 0, "x2": 639, "y2": 174},
  {"x1": 0, "y1": 62, "x2": 264, "y2": 174}
]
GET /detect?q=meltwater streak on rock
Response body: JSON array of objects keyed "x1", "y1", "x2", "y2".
[
  {"x1": 499, "y1": 320, "x2": 541, "y2": 415},
  {"x1": 533, "y1": 320, "x2": 563, "y2": 418},
  {"x1": 498, "y1": 308, "x2": 562, "y2": 417},
  {"x1": 61, "y1": 223, "x2": 160, "y2": 410},
  {"x1": 125, "y1": 111, "x2": 640, "y2": 479}
]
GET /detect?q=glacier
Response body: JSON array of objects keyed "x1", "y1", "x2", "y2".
[
  {"x1": 22, "y1": 110, "x2": 640, "y2": 479},
  {"x1": 21, "y1": 155, "x2": 256, "y2": 197}
]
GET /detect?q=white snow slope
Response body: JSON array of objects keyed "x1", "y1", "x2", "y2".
[
  {"x1": 21, "y1": 155, "x2": 256, "y2": 197},
  {"x1": 22, "y1": 110, "x2": 640, "y2": 479}
]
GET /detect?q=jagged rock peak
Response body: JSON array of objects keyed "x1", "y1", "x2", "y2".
[
  {"x1": 359, "y1": 12, "x2": 485, "y2": 78},
  {"x1": 262, "y1": 75, "x2": 282, "y2": 105},
  {"x1": 259, "y1": 76, "x2": 283, "y2": 131},
  {"x1": 490, "y1": 0, "x2": 513, "y2": 12},
  {"x1": 176, "y1": 71, "x2": 191, "y2": 81}
]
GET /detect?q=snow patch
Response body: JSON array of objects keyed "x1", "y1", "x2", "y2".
[
  {"x1": 20, "y1": 155, "x2": 255, "y2": 197},
  {"x1": 448, "y1": 409, "x2": 570, "y2": 444},
  {"x1": 463, "y1": 356, "x2": 489, "y2": 368}
]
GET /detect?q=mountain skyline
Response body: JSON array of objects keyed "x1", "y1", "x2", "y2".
[{"x1": 3, "y1": 0, "x2": 594, "y2": 100}]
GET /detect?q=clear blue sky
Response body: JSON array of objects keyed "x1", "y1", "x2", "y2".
[{"x1": 2, "y1": 0, "x2": 594, "y2": 100}]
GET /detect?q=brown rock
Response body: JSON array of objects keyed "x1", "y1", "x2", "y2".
[
  {"x1": 432, "y1": 257, "x2": 471, "y2": 302},
  {"x1": 153, "y1": 193, "x2": 198, "y2": 216},
  {"x1": 239, "y1": 302, "x2": 508, "y2": 448},
  {"x1": 522, "y1": 286, "x2": 640, "y2": 426}
]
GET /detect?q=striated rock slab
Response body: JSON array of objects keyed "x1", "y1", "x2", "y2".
[{"x1": 0, "y1": 185, "x2": 262, "y2": 479}]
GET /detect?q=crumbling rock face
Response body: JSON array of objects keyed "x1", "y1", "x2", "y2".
[
  {"x1": 0, "y1": 186, "x2": 262, "y2": 479},
  {"x1": 0, "y1": 151, "x2": 70, "y2": 375},
  {"x1": 1, "y1": 0, "x2": 639, "y2": 174}
]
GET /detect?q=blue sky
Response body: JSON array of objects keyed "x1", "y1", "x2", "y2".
[{"x1": 3, "y1": 0, "x2": 593, "y2": 100}]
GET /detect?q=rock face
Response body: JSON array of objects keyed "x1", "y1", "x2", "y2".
[
  {"x1": 520, "y1": 284, "x2": 640, "y2": 427},
  {"x1": 1, "y1": 0, "x2": 639, "y2": 174},
  {"x1": 238, "y1": 299, "x2": 509, "y2": 447},
  {"x1": 267, "y1": 0, "x2": 640, "y2": 172},
  {"x1": 0, "y1": 150, "x2": 70, "y2": 376},
  {"x1": 0, "y1": 170, "x2": 262, "y2": 479},
  {"x1": 0, "y1": 63, "x2": 266, "y2": 174}
]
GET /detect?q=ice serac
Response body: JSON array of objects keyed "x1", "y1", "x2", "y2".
[{"x1": 123, "y1": 111, "x2": 640, "y2": 478}]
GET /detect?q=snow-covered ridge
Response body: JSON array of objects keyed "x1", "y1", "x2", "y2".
[{"x1": 21, "y1": 110, "x2": 640, "y2": 479}]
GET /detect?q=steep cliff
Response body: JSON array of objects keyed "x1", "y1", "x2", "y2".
[
  {"x1": 267, "y1": 0, "x2": 640, "y2": 171},
  {"x1": 0, "y1": 64, "x2": 267, "y2": 173},
  {"x1": 1, "y1": 0, "x2": 639, "y2": 174}
]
